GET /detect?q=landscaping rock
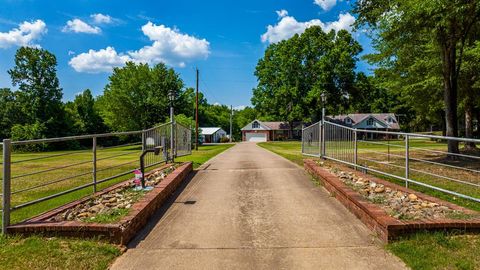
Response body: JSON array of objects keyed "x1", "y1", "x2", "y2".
[
  {"x1": 408, "y1": 194, "x2": 418, "y2": 201},
  {"x1": 48, "y1": 165, "x2": 177, "y2": 222},
  {"x1": 317, "y1": 163, "x2": 467, "y2": 221}
]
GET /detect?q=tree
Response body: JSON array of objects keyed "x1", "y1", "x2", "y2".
[
  {"x1": 252, "y1": 26, "x2": 362, "y2": 137},
  {"x1": 364, "y1": 37, "x2": 445, "y2": 132},
  {"x1": 65, "y1": 89, "x2": 107, "y2": 135},
  {"x1": 0, "y1": 88, "x2": 25, "y2": 139},
  {"x1": 98, "y1": 62, "x2": 184, "y2": 131},
  {"x1": 8, "y1": 47, "x2": 65, "y2": 138},
  {"x1": 354, "y1": 0, "x2": 480, "y2": 153},
  {"x1": 459, "y1": 40, "x2": 480, "y2": 148}
]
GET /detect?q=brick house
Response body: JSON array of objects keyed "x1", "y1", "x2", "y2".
[{"x1": 241, "y1": 120, "x2": 302, "y2": 142}]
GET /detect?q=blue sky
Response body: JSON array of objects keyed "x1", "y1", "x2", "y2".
[{"x1": 0, "y1": 0, "x2": 372, "y2": 109}]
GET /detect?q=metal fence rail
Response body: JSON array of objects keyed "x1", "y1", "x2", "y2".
[
  {"x1": 1, "y1": 121, "x2": 191, "y2": 233},
  {"x1": 302, "y1": 120, "x2": 480, "y2": 205}
]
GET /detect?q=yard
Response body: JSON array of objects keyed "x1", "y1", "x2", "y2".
[
  {"x1": 0, "y1": 143, "x2": 233, "y2": 270},
  {"x1": 258, "y1": 141, "x2": 480, "y2": 270}
]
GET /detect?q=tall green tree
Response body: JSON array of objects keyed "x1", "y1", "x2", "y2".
[
  {"x1": 354, "y1": 0, "x2": 480, "y2": 153},
  {"x1": 8, "y1": 47, "x2": 65, "y2": 138},
  {"x1": 65, "y1": 89, "x2": 107, "y2": 135},
  {"x1": 459, "y1": 40, "x2": 480, "y2": 148},
  {"x1": 0, "y1": 88, "x2": 25, "y2": 139},
  {"x1": 252, "y1": 26, "x2": 362, "y2": 137},
  {"x1": 98, "y1": 62, "x2": 184, "y2": 131}
]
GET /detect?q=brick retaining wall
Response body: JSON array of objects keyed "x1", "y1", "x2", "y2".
[
  {"x1": 304, "y1": 159, "x2": 480, "y2": 242},
  {"x1": 8, "y1": 162, "x2": 193, "y2": 245}
]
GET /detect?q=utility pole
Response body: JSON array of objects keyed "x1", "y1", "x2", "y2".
[
  {"x1": 229, "y1": 105, "x2": 233, "y2": 143},
  {"x1": 195, "y1": 68, "x2": 199, "y2": 151}
]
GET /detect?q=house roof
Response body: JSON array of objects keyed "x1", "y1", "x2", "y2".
[
  {"x1": 200, "y1": 127, "x2": 223, "y2": 135},
  {"x1": 262, "y1": 121, "x2": 291, "y2": 130},
  {"x1": 327, "y1": 113, "x2": 400, "y2": 129},
  {"x1": 241, "y1": 120, "x2": 303, "y2": 131}
]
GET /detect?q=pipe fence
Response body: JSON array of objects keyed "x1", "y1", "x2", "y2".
[
  {"x1": 302, "y1": 120, "x2": 480, "y2": 205},
  {"x1": 1, "y1": 121, "x2": 192, "y2": 233}
]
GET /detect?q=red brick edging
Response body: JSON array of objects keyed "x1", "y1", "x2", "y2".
[
  {"x1": 7, "y1": 162, "x2": 193, "y2": 245},
  {"x1": 304, "y1": 159, "x2": 480, "y2": 242}
]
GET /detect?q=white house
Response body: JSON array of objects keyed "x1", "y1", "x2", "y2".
[{"x1": 200, "y1": 127, "x2": 227, "y2": 143}]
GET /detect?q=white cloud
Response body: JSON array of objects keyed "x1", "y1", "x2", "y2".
[
  {"x1": 276, "y1": 10, "x2": 288, "y2": 18},
  {"x1": 69, "y1": 47, "x2": 132, "y2": 73},
  {"x1": 213, "y1": 102, "x2": 221, "y2": 106},
  {"x1": 313, "y1": 0, "x2": 337, "y2": 11},
  {"x1": 69, "y1": 22, "x2": 210, "y2": 73},
  {"x1": 324, "y1": 13, "x2": 356, "y2": 32},
  {"x1": 128, "y1": 22, "x2": 210, "y2": 67},
  {"x1": 261, "y1": 12, "x2": 355, "y2": 43},
  {"x1": 90, "y1": 13, "x2": 112, "y2": 24},
  {"x1": 0, "y1": 20, "x2": 47, "y2": 48},
  {"x1": 68, "y1": 50, "x2": 75, "y2": 55},
  {"x1": 62, "y1": 19, "x2": 101, "y2": 34},
  {"x1": 233, "y1": 105, "x2": 246, "y2": 111}
]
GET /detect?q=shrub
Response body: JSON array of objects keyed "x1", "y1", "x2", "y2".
[
  {"x1": 10, "y1": 122, "x2": 47, "y2": 151},
  {"x1": 220, "y1": 136, "x2": 230, "y2": 143}
]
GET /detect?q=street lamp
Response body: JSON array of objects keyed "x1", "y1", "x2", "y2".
[{"x1": 168, "y1": 90, "x2": 176, "y2": 162}]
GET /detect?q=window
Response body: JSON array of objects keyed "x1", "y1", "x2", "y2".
[
  {"x1": 344, "y1": 118, "x2": 352, "y2": 124},
  {"x1": 252, "y1": 121, "x2": 260, "y2": 129},
  {"x1": 386, "y1": 117, "x2": 396, "y2": 124},
  {"x1": 367, "y1": 118, "x2": 374, "y2": 126}
]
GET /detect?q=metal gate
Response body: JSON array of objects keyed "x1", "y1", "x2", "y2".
[{"x1": 302, "y1": 120, "x2": 480, "y2": 204}]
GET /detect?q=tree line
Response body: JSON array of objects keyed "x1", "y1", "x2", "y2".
[
  {"x1": 0, "y1": 47, "x2": 255, "y2": 145},
  {"x1": 251, "y1": 1, "x2": 480, "y2": 153}
]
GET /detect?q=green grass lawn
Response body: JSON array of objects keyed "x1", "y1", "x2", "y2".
[
  {"x1": 0, "y1": 143, "x2": 233, "y2": 270},
  {"x1": 258, "y1": 141, "x2": 480, "y2": 270},
  {"x1": 258, "y1": 141, "x2": 304, "y2": 166},
  {"x1": 260, "y1": 140, "x2": 480, "y2": 211},
  {"x1": 0, "y1": 236, "x2": 122, "y2": 270}
]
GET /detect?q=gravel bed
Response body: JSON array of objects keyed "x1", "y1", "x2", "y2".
[
  {"x1": 317, "y1": 161, "x2": 474, "y2": 220},
  {"x1": 49, "y1": 165, "x2": 177, "y2": 223}
]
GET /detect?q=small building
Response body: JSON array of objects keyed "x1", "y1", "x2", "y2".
[
  {"x1": 200, "y1": 127, "x2": 227, "y2": 143},
  {"x1": 241, "y1": 120, "x2": 302, "y2": 142}
]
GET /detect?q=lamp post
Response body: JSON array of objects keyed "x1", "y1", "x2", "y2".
[
  {"x1": 168, "y1": 90, "x2": 175, "y2": 162},
  {"x1": 321, "y1": 92, "x2": 327, "y2": 158}
]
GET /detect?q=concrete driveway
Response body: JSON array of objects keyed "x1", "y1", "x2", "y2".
[{"x1": 111, "y1": 143, "x2": 406, "y2": 270}]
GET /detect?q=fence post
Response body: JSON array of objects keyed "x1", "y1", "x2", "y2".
[
  {"x1": 2, "y1": 139, "x2": 11, "y2": 234},
  {"x1": 301, "y1": 127, "x2": 304, "y2": 154},
  {"x1": 318, "y1": 122, "x2": 322, "y2": 157},
  {"x1": 354, "y1": 129, "x2": 358, "y2": 170},
  {"x1": 321, "y1": 121, "x2": 326, "y2": 158},
  {"x1": 141, "y1": 131, "x2": 146, "y2": 152},
  {"x1": 161, "y1": 137, "x2": 167, "y2": 161},
  {"x1": 170, "y1": 121, "x2": 175, "y2": 162},
  {"x1": 92, "y1": 137, "x2": 97, "y2": 193},
  {"x1": 405, "y1": 134, "x2": 409, "y2": 188}
]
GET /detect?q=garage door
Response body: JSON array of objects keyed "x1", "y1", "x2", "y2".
[{"x1": 246, "y1": 132, "x2": 267, "y2": 142}]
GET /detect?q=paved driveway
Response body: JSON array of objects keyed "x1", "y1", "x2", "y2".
[{"x1": 111, "y1": 143, "x2": 406, "y2": 270}]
